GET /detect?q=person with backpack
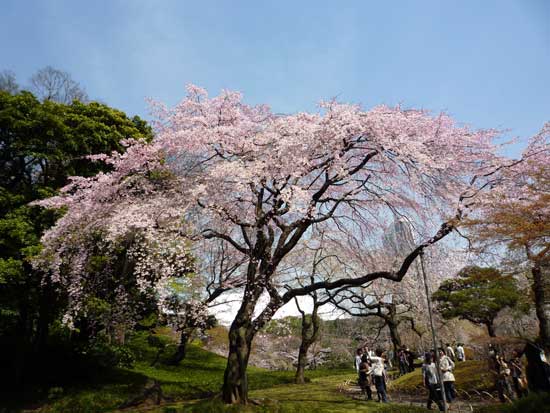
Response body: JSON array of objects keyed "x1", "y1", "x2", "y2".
[{"x1": 422, "y1": 353, "x2": 444, "y2": 411}]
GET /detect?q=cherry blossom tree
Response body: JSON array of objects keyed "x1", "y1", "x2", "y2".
[
  {"x1": 325, "y1": 221, "x2": 467, "y2": 357},
  {"x1": 465, "y1": 123, "x2": 550, "y2": 347},
  {"x1": 33, "y1": 143, "x2": 195, "y2": 338},
  {"x1": 37, "y1": 86, "x2": 505, "y2": 404},
  {"x1": 166, "y1": 239, "x2": 246, "y2": 364},
  {"x1": 284, "y1": 234, "x2": 332, "y2": 384}
]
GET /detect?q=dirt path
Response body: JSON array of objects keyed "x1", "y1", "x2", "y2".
[{"x1": 340, "y1": 379, "x2": 501, "y2": 412}]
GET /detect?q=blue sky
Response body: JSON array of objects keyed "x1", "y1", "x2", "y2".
[{"x1": 1, "y1": 0, "x2": 548, "y2": 155}]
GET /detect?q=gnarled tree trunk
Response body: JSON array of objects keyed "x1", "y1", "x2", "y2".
[
  {"x1": 171, "y1": 327, "x2": 194, "y2": 365},
  {"x1": 295, "y1": 312, "x2": 320, "y2": 384},
  {"x1": 221, "y1": 277, "x2": 263, "y2": 404},
  {"x1": 295, "y1": 344, "x2": 309, "y2": 384},
  {"x1": 387, "y1": 319, "x2": 402, "y2": 357},
  {"x1": 222, "y1": 316, "x2": 254, "y2": 403}
]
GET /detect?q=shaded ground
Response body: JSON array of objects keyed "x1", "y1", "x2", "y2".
[
  {"x1": 110, "y1": 374, "x2": 431, "y2": 413},
  {"x1": 13, "y1": 337, "x2": 504, "y2": 413}
]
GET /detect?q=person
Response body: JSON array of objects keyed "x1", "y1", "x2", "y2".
[
  {"x1": 358, "y1": 354, "x2": 373, "y2": 400},
  {"x1": 438, "y1": 348, "x2": 456, "y2": 403},
  {"x1": 509, "y1": 350, "x2": 528, "y2": 398},
  {"x1": 445, "y1": 343, "x2": 456, "y2": 362},
  {"x1": 387, "y1": 348, "x2": 394, "y2": 369},
  {"x1": 488, "y1": 343, "x2": 497, "y2": 359},
  {"x1": 398, "y1": 347, "x2": 409, "y2": 376},
  {"x1": 456, "y1": 343, "x2": 465, "y2": 362},
  {"x1": 406, "y1": 347, "x2": 416, "y2": 372},
  {"x1": 422, "y1": 353, "x2": 444, "y2": 411},
  {"x1": 494, "y1": 353, "x2": 515, "y2": 402},
  {"x1": 363, "y1": 345, "x2": 373, "y2": 357},
  {"x1": 355, "y1": 348, "x2": 363, "y2": 373},
  {"x1": 369, "y1": 349, "x2": 388, "y2": 402},
  {"x1": 524, "y1": 341, "x2": 550, "y2": 393}
]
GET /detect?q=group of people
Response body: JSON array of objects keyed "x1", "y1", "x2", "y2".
[
  {"x1": 397, "y1": 347, "x2": 417, "y2": 375},
  {"x1": 444, "y1": 342, "x2": 466, "y2": 363},
  {"x1": 354, "y1": 342, "x2": 466, "y2": 410},
  {"x1": 355, "y1": 347, "x2": 389, "y2": 403},
  {"x1": 421, "y1": 347, "x2": 461, "y2": 411},
  {"x1": 354, "y1": 340, "x2": 548, "y2": 408},
  {"x1": 489, "y1": 345, "x2": 529, "y2": 403}
]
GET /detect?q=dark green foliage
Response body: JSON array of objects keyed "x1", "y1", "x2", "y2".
[
  {"x1": 0, "y1": 89, "x2": 152, "y2": 391},
  {"x1": 433, "y1": 266, "x2": 523, "y2": 336},
  {"x1": 83, "y1": 338, "x2": 136, "y2": 369}
]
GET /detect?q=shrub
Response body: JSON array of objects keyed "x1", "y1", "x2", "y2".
[{"x1": 81, "y1": 339, "x2": 135, "y2": 369}]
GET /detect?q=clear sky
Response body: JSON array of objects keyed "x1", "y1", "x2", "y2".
[{"x1": 1, "y1": 0, "x2": 549, "y2": 154}]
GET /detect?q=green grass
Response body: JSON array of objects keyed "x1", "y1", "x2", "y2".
[
  {"x1": 121, "y1": 374, "x2": 430, "y2": 413},
  {"x1": 23, "y1": 333, "x2": 505, "y2": 413},
  {"x1": 474, "y1": 392, "x2": 550, "y2": 413},
  {"x1": 24, "y1": 333, "x2": 352, "y2": 413},
  {"x1": 390, "y1": 360, "x2": 494, "y2": 395},
  {"x1": 12, "y1": 332, "x2": 544, "y2": 413}
]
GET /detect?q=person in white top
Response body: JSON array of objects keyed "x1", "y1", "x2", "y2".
[
  {"x1": 439, "y1": 348, "x2": 456, "y2": 403},
  {"x1": 369, "y1": 349, "x2": 388, "y2": 402},
  {"x1": 456, "y1": 344, "x2": 465, "y2": 362},
  {"x1": 422, "y1": 353, "x2": 444, "y2": 411}
]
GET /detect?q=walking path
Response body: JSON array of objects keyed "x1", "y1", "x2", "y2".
[{"x1": 340, "y1": 378, "x2": 500, "y2": 412}]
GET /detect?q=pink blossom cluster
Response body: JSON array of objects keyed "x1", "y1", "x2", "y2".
[{"x1": 35, "y1": 85, "x2": 509, "y2": 327}]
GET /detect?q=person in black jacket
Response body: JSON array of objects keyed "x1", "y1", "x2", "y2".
[{"x1": 358, "y1": 354, "x2": 373, "y2": 400}]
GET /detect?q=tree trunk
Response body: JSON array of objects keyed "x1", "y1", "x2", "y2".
[
  {"x1": 486, "y1": 322, "x2": 496, "y2": 337},
  {"x1": 222, "y1": 320, "x2": 253, "y2": 404},
  {"x1": 295, "y1": 340, "x2": 310, "y2": 384},
  {"x1": 532, "y1": 263, "x2": 550, "y2": 349},
  {"x1": 295, "y1": 301, "x2": 321, "y2": 384},
  {"x1": 380, "y1": 303, "x2": 403, "y2": 365},
  {"x1": 222, "y1": 280, "x2": 262, "y2": 404},
  {"x1": 387, "y1": 319, "x2": 402, "y2": 359},
  {"x1": 170, "y1": 328, "x2": 194, "y2": 365}
]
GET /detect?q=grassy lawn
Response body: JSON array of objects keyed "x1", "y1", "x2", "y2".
[
  {"x1": 390, "y1": 360, "x2": 494, "y2": 395},
  {"x1": 14, "y1": 330, "x2": 436, "y2": 413},
  {"x1": 22, "y1": 336, "x2": 352, "y2": 413},
  {"x1": 118, "y1": 374, "x2": 430, "y2": 413},
  {"x1": 13, "y1": 334, "x2": 501, "y2": 413},
  {"x1": 474, "y1": 392, "x2": 550, "y2": 413}
]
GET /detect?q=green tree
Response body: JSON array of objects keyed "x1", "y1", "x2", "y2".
[
  {"x1": 0, "y1": 90, "x2": 152, "y2": 387},
  {"x1": 432, "y1": 266, "x2": 523, "y2": 337}
]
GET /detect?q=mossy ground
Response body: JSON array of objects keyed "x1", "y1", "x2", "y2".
[
  {"x1": 475, "y1": 392, "x2": 550, "y2": 413},
  {"x1": 116, "y1": 374, "x2": 430, "y2": 413},
  {"x1": 389, "y1": 360, "x2": 494, "y2": 395},
  {"x1": 12, "y1": 337, "x2": 502, "y2": 413},
  {"x1": 16, "y1": 334, "x2": 355, "y2": 413}
]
